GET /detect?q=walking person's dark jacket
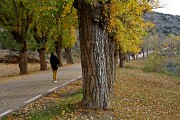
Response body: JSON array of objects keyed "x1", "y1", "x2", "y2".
[{"x1": 50, "y1": 53, "x2": 60, "y2": 70}]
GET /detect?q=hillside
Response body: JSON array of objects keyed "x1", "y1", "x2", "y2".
[{"x1": 144, "y1": 12, "x2": 180, "y2": 35}]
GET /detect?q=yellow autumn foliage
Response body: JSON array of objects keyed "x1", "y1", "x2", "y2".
[{"x1": 109, "y1": 0, "x2": 154, "y2": 53}]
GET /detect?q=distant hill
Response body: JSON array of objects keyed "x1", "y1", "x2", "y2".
[{"x1": 144, "y1": 12, "x2": 180, "y2": 36}]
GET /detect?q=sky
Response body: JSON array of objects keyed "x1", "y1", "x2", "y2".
[{"x1": 153, "y1": 0, "x2": 180, "y2": 16}]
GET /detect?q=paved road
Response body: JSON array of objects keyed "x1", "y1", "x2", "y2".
[{"x1": 0, "y1": 64, "x2": 82, "y2": 117}]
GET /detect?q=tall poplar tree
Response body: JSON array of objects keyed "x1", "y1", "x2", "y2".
[
  {"x1": 74, "y1": 0, "x2": 112, "y2": 110},
  {"x1": 74, "y1": 0, "x2": 154, "y2": 110}
]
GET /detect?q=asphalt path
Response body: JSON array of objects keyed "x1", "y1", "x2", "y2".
[{"x1": 0, "y1": 63, "x2": 82, "y2": 118}]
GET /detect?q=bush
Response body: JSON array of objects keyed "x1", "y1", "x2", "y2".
[
  {"x1": 144, "y1": 53, "x2": 165, "y2": 73},
  {"x1": 144, "y1": 53, "x2": 180, "y2": 76}
]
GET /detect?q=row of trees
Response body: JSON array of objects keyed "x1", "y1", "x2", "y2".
[
  {"x1": 0, "y1": 0, "x2": 77, "y2": 74},
  {"x1": 74, "y1": 0, "x2": 156, "y2": 110},
  {"x1": 0, "y1": 0, "x2": 158, "y2": 110}
]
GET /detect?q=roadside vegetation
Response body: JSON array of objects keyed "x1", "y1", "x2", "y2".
[{"x1": 2, "y1": 60, "x2": 180, "y2": 120}]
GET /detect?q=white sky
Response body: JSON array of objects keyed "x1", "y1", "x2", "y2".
[{"x1": 153, "y1": 0, "x2": 180, "y2": 16}]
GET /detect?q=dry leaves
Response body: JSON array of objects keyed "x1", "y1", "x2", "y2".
[{"x1": 3, "y1": 60, "x2": 180, "y2": 120}]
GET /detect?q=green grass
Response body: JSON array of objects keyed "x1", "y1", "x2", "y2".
[
  {"x1": 3, "y1": 82, "x2": 83, "y2": 120},
  {"x1": 28, "y1": 90, "x2": 82, "y2": 120}
]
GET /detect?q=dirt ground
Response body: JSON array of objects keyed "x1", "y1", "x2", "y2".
[
  {"x1": 0, "y1": 59, "x2": 80, "y2": 81},
  {"x1": 0, "y1": 48, "x2": 81, "y2": 81},
  {"x1": 0, "y1": 63, "x2": 51, "y2": 80}
]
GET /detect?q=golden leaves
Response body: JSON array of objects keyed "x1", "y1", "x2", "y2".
[{"x1": 108, "y1": 0, "x2": 154, "y2": 53}]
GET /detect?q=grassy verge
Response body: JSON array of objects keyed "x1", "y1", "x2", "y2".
[
  {"x1": 3, "y1": 60, "x2": 180, "y2": 120},
  {"x1": 2, "y1": 81, "x2": 83, "y2": 120},
  {"x1": 112, "y1": 60, "x2": 180, "y2": 119}
]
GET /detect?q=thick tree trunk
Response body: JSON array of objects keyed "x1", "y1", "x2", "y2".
[
  {"x1": 19, "y1": 41, "x2": 28, "y2": 75},
  {"x1": 114, "y1": 48, "x2": 119, "y2": 65},
  {"x1": 106, "y1": 36, "x2": 115, "y2": 92},
  {"x1": 65, "y1": 47, "x2": 74, "y2": 64},
  {"x1": 76, "y1": 0, "x2": 112, "y2": 110},
  {"x1": 38, "y1": 48, "x2": 47, "y2": 70},
  {"x1": 55, "y1": 36, "x2": 63, "y2": 67},
  {"x1": 119, "y1": 46, "x2": 124, "y2": 68}
]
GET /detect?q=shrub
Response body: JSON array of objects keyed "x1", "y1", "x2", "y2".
[{"x1": 144, "y1": 53, "x2": 165, "y2": 73}]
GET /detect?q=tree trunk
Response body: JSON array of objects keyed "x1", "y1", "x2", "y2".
[
  {"x1": 38, "y1": 48, "x2": 47, "y2": 70},
  {"x1": 65, "y1": 47, "x2": 74, "y2": 64},
  {"x1": 124, "y1": 52, "x2": 129, "y2": 62},
  {"x1": 106, "y1": 36, "x2": 116, "y2": 92},
  {"x1": 142, "y1": 48, "x2": 145, "y2": 59},
  {"x1": 146, "y1": 47, "x2": 149, "y2": 57},
  {"x1": 19, "y1": 41, "x2": 28, "y2": 75},
  {"x1": 119, "y1": 46, "x2": 124, "y2": 68},
  {"x1": 114, "y1": 48, "x2": 119, "y2": 64},
  {"x1": 132, "y1": 53, "x2": 136, "y2": 60},
  {"x1": 114, "y1": 42, "x2": 119, "y2": 66},
  {"x1": 55, "y1": 36, "x2": 63, "y2": 67},
  {"x1": 75, "y1": 0, "x2": 112, "y2": 110},
  {"x1": 136, "y1": 54, "x2": 138, "y2": 60},
  {"x1": 128, "y1": 52, "x2": 131, "y2": 61}
]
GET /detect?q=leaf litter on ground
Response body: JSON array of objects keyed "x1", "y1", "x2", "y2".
[{"x1": 2, "y1": 60, "x2": 180, "y2": 120}]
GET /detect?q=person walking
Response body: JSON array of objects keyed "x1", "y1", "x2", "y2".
[{"x1": 50, "y1": 52, "x2": 60, "y2": 82}]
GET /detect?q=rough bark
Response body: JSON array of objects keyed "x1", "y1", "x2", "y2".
[
  {"x1": 75, "y1": 0, "x2": 112, "y2": 110},
  {"x1": 55, "y1": 36, "x2": 63, "y2": 67},
  {"x1": 19, "y1": 41, "x2": 28, "y2": 75},
  {"x1": 38, "y1": 48, "x2": 47, "y2": 70},
  {"x1": 106, "y1": 36, "x2": 115, "y2": 92},
  {"x1": 65, "y1": 47, "x2": 74, "y2": 64}
]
